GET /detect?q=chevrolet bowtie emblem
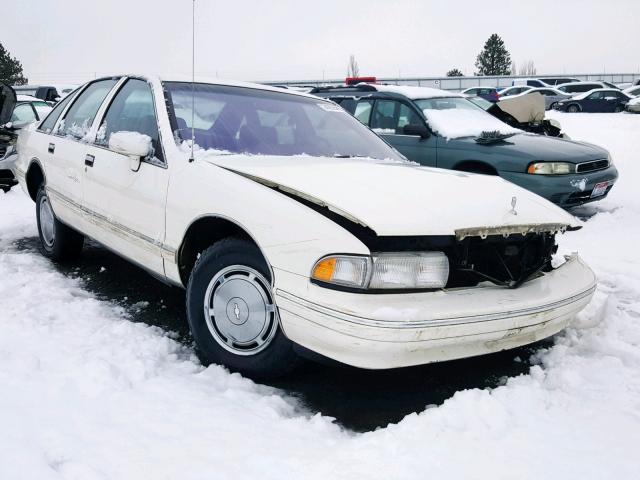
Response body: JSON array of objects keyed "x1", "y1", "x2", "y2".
[{"x1": 510, "y1": 196, "x2": 518, "y2": 216}]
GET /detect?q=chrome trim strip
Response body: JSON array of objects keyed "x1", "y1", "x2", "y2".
[
  {"x1": 46, "y1": 186, "x2": 176, "y2": 261},
  {"x1": 275, "y1": 283, "x2": 596, "y2": 329}
]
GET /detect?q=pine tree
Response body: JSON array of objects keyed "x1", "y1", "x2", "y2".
[
  {"x1": 475, "y1": 34, "x2": 512, "y2": 76},
  {"x1": 446, "y1": 68, "x2": 464, "y2": 77},
  {"x1": 0, "y1": 42, "x2": 28, "y2": 85}
]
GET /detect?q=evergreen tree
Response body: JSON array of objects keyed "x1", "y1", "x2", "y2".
[
  {"x1": 475, "y1": 34, "x2": 512, "y2": 76},
  {"x1": 446, "y1": 68, "x2": 464, "y2": 77},
  {"x1": 0, "y1": 42, "x2": 28, "y2": 85}
]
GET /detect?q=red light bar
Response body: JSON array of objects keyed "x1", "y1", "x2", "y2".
[{"x1": 345, "y1": 76, "x2": 377, "y2": 85}]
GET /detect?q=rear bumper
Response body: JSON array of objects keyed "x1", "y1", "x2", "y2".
[
  {"x1": 275, "y1": 255, "x2": 596, "y2": 369},
  {"x1": 500, "y1": 165, "x2": 618, "y2": 207}
]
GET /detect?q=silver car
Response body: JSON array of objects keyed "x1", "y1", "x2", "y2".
[{"x1": 520, "y1": 87, "x2": 571, "y2": 110}]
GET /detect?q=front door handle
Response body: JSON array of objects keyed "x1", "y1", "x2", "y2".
[
  {"x1": 84, "y1": 154, "x2": 95, "y2": 167},
  {"x1": 48, "y1": 143, "x2": 55, "y2": 154}
]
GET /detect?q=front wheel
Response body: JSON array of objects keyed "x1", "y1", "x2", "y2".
[
  {"x1": 186, "y1": 238, "x2": 299, "y2": 379},
  {"x1": 567, "y1": 104, "x2": 580, "y2": 113},
  {"x1": 36, "y1": 186, "x2": 84, "y2": 261},
  {"x1": 614, "y1": 105, "x2": 623, "y2": 113}
]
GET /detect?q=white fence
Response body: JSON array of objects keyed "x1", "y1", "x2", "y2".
[{"x1": 262, "y1": 73, "x2": 640, "y2": 91}]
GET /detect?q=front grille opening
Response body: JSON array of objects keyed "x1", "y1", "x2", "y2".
[
  {"x1": 446, "y1": 232, "x2": 557, "y2": 288},
  {"x1": 576, "y1": 159, "x2": 609, "y2": 173}
]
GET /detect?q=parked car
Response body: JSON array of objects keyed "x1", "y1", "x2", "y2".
[
  {"x1": 497, "y1": 86, "x2": 533, "y2": 97},
  {"x1": 1, "y1": 87, "x2": 52, "y2": 192},
  {"x1": 512, "y1": 78, "x2": 549, "y2": 88},
  {"x1": 537, "y1": 77, "x2": 580, "y2": 86},
  {"x1": 554, "y1": 88, "x2": 632, "y2": 113},
  {"x1": 626, "y1": 97, "x2": 640, "y2": 113},
  {"x1": 623, "y1": 85, "x2": 640, "y2": 97},
  {"x1": 556, "y1": 81, "x2": 611, "y2": 95},
  {"x1": 313, "y1": 84, "x2": 617, "y2": 208},
  {"x1": 11, "y1": 74, "x2": 597, "y2": 378},
  {"x1": 514, "y1": 87, "x2": 572, "y2": 110},
  {"x1": 460, "y1": 86, "x2": 499, "y2": 102}
]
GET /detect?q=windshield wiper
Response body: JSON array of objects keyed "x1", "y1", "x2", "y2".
[{"x1": 475, "y1": 130, "x2": 516, "y2": 144}]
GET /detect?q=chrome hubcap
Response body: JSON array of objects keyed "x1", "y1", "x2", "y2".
[
  {"x1": 204, "y1": 265, "x2": 278, "y2": 355},
  {"x1": 39, "y1": 196, "x2": 55, "y2": 247}
]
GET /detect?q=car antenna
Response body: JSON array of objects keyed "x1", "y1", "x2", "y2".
[{"x1": 189, "y1": 0, "x2": 196, "y2": 163}]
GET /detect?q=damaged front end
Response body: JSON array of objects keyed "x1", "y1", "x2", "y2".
[{"x1": 366, "y1": 227, "x2": 561, "y2": 290}]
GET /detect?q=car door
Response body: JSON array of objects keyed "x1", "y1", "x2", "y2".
[
  {"x1": 44, "y1": 79, "x2": 119, "y2": 229},
  {"x1": 581, "y1": 91, "x2": 604, "y2": 112},
  {"x1": 369, "y1": 98, "x2": 437, "y2": 167},
  {"x1": 82, "y1": 77, "x2": 169, "y2": 275}
]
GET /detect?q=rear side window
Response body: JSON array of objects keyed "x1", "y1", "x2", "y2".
[
  {"x1": 96, "y1": 78, "x2": 163, "y2": 162},
  {"x1": 38, "y1": 92, "x2": 75, "y2": 133},
  {"x1": 58, "y1": 79, "x2": 118, "y2": 139}
]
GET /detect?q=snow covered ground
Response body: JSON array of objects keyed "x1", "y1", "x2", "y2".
[{"x1": 1, "y1": 112, "x2": 639, "y2": 479}]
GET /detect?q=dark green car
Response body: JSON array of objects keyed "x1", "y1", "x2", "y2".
[{"x1": 312, "y1": 84, "x2": 618, "y2": 208}]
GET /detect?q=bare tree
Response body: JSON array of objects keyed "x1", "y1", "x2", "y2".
[
  {"x1": 347, "y1": 54, "x2": 360, "y2": 77},
  {"x1": 518, "y1": 60, "x2": 537, "y2": 76}
]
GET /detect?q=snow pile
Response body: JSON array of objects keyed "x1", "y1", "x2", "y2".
[
  {"x1": 423, "y1": 107, "x2": 521, "y2": 139},
  {"x1": 1, "y1": 111, "x2": 640, "y2": 478}
]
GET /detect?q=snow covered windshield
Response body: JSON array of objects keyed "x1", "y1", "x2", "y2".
[
  {"x1": 415, "y1": 97, "x2": 520, "y2": 140},
  {"x1": 164, "y1": 82, "x2": 403, "y2": 160}
]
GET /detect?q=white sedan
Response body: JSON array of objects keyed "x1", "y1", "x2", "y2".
[{"x1": 12, "y1": 75, "x2": 596, "y2": 378}]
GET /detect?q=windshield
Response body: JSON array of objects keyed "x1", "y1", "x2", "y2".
[
  {"x1": 415, "y1": 97, "x2": 519, "y2": 139},
  {"x1": 164, "y1": 82, "x2": 403, "y2": 161}
]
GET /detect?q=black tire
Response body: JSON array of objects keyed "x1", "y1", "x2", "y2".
[
  {"x1": 567, "y1": 104, "x2": 580, "y2": 113},
  {"x1": 614, "y1": 105, "x2": 623, "y2": 113},
  {"x1": 186, "y1": 237, "x2": 299, "y2": 379},
  {"x1": 36, "y1": 186, "x2": 84, "y2": 261},
  {"x1": 549, "y1": 102, "x2": 558, "y2": 110}
]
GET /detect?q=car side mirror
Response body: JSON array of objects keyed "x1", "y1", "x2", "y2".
[
  {"x1": 108, "y1": 131, "x2": 152, "y2": 172},
  {"x1": 403, "y1": 124, "x2": 430, "y2": 139}
]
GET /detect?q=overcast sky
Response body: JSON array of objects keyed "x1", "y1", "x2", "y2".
[{"x1": 4, "y1": 0, "x2": 640, "y2": 85}]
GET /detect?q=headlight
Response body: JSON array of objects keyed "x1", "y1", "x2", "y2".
[
  {"x1": 527, "y1": 162, "x2": 573, "y2": 175},
  {"x1": 311, "y1": 252, "x2": 449, "y2": 290}
]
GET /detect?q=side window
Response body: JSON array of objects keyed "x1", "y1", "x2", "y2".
[
  {"x1": 587, "y1": 91, "x2": 603, "y2": 100},
  {"x1": 370, "y1": 100, "x2": 397, "y2": 133},
  {"x1": 38, "y1": 92, "x2": 76, "y2": 133},
  {"x1": 10, "y1": 104, "x2": 37, "y2": 124},
  {"x1": 397, "y1": 103, "x2": 422, "y2": 132},
  {"x1": 96, "y1": 78, "x2": 163, "y2": 162},
  {"x1": 354, "y1": 99, "x2": 373, "y2": 125},
  {"x1": 58, "y1": 79, "x2": 118, "y2": 139},
  {"x1": 333, "y1": 98, "x2": 356, "y2": 114}
]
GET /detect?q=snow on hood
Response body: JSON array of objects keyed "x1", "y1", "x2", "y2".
[
  {"x1": 423, "y1": 108, "x2": 521, "y2": 140},
  {"x1": 203, "y1": 155, "x2": 581, "y2": 237}
]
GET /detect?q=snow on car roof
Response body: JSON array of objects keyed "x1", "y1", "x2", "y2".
[
  {"x1": 571, "y1": 88, "x2": 620, "y2": 100},
  {"x1": 371, "y1": 84, "x2": 460, "y2": 99},
  {"x1": 16, "y1": 95, "x2": 41, "y2": 102},
  {"x1": 556, "y1": 81, "x2": 605, "y2": 88}
]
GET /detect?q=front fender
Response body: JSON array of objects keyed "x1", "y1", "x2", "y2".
[{"x1": 164, "y1": 161, "x2": 370, "y2": 287}]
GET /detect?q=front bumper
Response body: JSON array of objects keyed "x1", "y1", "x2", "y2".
[
  {"x1": 274, "y1": 255, "x2": 596, "y2": 369},
  {"x1": 499, "y1": 165, "x2": 618, "y2": 207}
]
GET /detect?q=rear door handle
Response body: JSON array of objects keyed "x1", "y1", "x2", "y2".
[
  {"x1": 84, "y1": 154, "x2": 95, "y2": 167},
  {"x1": 48, "y1": 143, "x2": 55, "y2": 154}
]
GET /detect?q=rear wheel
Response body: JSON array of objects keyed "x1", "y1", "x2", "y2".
[
  {"x1": 614, "y1": 105, "x2": 623, "y2": 113},
  {"x1": 186, "y1": 238, "x2": 298, "y2": 379},
  {"x1": 549, "y1": 102, "x2": 558, "y2": 110},
  {"x1": 36, "y1": 186, "x2": 84, "y2": 261},
  {"x1": 567, "y1": 104, "x2": 580, "y2": 113}
]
